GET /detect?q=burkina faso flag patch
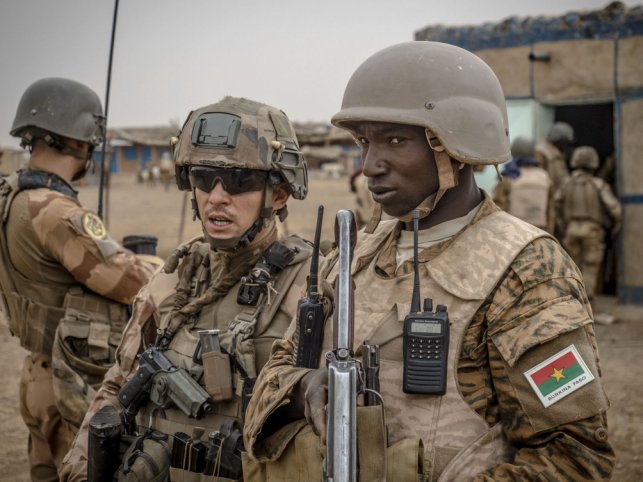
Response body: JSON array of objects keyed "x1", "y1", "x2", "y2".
[{"x1": 523, "y1": 344, "x2": 594, "y2": 408}]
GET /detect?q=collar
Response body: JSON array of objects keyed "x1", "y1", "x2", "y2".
[
  {"x1": 374, "y1": 192, "x2": 499, "y2": 278},
  {"x1": 18, "y1": 168, "x2": 78, "y2": 199}
]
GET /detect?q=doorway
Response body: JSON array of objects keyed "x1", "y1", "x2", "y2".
[{"x1": 555, "y1": 102, "x2": 617, "y2": 295}]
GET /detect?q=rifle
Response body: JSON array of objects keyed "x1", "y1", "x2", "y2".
[
  {"x1": 293, "y1": 205, "x2": 326, "y2": 368},
  {"x1": 323, "y1": 209, "x2": 358, "y2": 482}
]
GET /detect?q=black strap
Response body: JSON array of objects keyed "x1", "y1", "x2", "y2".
[{"x1": 17, "y1": 169, "x2": 78, "y2": 199}]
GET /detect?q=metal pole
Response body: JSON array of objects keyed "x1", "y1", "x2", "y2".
[{"x1": 98, "y1": 0, "x2": 120, "y2": 223}]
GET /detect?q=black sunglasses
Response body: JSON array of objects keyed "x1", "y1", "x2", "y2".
[{"x1": 188, "y1": 166, "x2": 269, "y2": 195}]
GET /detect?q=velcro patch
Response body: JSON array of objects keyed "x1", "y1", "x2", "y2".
[
  {"x1": 523, "y1": 344, "x2": 594, "y2": 408},
  {"x1": 82, "y1": 212, "x2": 106, "y2": 240}
]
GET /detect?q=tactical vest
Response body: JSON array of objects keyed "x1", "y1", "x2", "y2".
[
  {"x1": 0, "y1": 171, "x2": 71, "y2": 354},
  {"x1": 562, "y1": 172, "x2": 605, "y2": 226},
  {"x1": 0, "y1": 171, "x2": 131, "y2": 426},
  {"x1": 136, "y1": 236, "x2": 312, "y2": 480},
  {"x1": 320, "y1": 212, "x2": 547, "y2": 481},
  {"x1": 508, "y1": 167, "x2": 550, "y2": 229}
]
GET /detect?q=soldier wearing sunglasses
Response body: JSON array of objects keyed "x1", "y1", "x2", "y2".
[{"x1": 60, "y1": 97, "x2": 314, "y2": 481}]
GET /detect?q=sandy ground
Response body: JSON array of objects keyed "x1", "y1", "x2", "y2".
[{"x1": 0, "y1": 172, "x2": 641, "y2": 480}]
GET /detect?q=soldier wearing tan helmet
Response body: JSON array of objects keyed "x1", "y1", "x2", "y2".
[
  {"x1": 242, "y1": 42, "x2": 614, "y2": 481},
  {"x1": 557, "y1": 146, "x2": 622, "y2": 299},
  {"x1": 60, "y1": 96, "x2": 314, "y2": 481},
  {"x1": 535, "y1": 121, "x2": 574, "y2": 195},
  {"x1": 493, "y1": 136, "x2": 555, "y2": 233},
  {"x1": 0, "y1": 77, "x2": 160, "y2": 482}
]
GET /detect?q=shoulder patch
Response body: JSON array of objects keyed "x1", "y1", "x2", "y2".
[
  {"x1": 82, "y1": 212, "x2": 107, "y2": 240},
  {"x1": 523, "y1": 344, "x2": 595, "y2": 408}
]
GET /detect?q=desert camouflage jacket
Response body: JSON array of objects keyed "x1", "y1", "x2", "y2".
[
  {"x1": 244, "y1": 196, "x2": 614, "y2": 481},
  {"x1": 1, "y1": 168, "x2": 153, "y2": 354},
  {"x1": 557, "y1": 169, "x2": 622, "y2": 227},
  {"x1": 535, "y1": 139, "x2": 570, "y2": 194},
  {"x1": 59, "y1": 227, "x2": 312, "y2": 482}
]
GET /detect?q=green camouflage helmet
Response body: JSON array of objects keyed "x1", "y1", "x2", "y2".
[
  {"x1": 570, "y1": 145, "x2": 600, "y2": 170},
  {"x1": 11, "y1": 77, "x2": 105, "y2": 148},
  {"x1": 331, "y1": 41, "x2": 511, "y2": 166},
  {"x1": 172, "y1": 96, "x2": 308, "y2": 200}
]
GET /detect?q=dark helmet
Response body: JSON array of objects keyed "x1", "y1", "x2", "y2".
[
  {"x1": 510, "y1": 137, "x2": 535, "y2": 158},
  {"x1": 11, "y1": 77, "x2": 105, "y2": 155}
]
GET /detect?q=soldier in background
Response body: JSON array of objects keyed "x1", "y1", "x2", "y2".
[
  {"x1": 558, "y1": 146, "x2": 622, "y2": 300},
  {"x1": 160, "y1": 151, "x2": 174, "y2": 191},
  {"x1": 0, "y1": 78, "x2": 158, "y2": 482},
  {"x1": 535, "y1": 121, "x2": 574, "y2": 194},
  {"x1": 243, "y1": 42, "x2": 613, "y2": 481},
  {"x1": 493, "y1": 136, "x2": 555, "y2": 233},
  {"x1": 60, "y1": 97, "x2": 313, "y2": 481}
]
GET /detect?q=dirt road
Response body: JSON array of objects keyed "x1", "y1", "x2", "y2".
[{"x1": 0, "y1": 173, "x2": 641, "y2": 480}]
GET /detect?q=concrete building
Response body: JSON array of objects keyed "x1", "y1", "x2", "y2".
[{"x1": 415, "y1": 1, "x2": 643, "y2": 304}]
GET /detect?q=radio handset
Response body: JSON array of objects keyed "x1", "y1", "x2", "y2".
[{"x1": 402, "y1": 210, "x2": 450, "y2": 395}]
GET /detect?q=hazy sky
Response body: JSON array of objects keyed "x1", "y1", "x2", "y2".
[{"x1": 1, "y1": 0, "x2": 640, "y2": 148}]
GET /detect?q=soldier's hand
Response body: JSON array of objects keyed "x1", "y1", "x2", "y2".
[
  {"x1": 299, "y1": 368, "x2": 328, "y2": 443},
  {"x1": 611, "y1": 221, "x2": 622, "y2": 238}
]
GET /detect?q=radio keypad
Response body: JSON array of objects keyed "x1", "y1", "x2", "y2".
[{"x1": 409, "y1": 336, "x2": 442, "y2": 360}]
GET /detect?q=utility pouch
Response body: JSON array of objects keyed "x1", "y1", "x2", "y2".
[
  {"x1": 202, "y1": 351, "x2": 233, "y2": 402},
  {"x1": 118, "y1": 430, "x2": 171, "y2": 482},
  {"x1": 386, "y1": 437, "x2": 424, "y2": 482},
  {"x1": 52, "y1": 288, "x2": 129, "y2": 426}
]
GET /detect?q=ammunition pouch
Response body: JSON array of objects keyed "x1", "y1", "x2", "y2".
[
  {"x1": 52, "y1": 287, "x2": 129, "y2": 426},
  {"x1": 202, "y1": 351, "x2": 233, "y2": 403},
  {"x1": 118, "y1": 430, "x2": 171, "y2": 482},
  {"x1": 243, "y1": 405, "x2": 415, "y2": 482}
]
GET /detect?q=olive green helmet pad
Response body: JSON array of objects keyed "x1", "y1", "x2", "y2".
[
  {"x1": 11, "y1": 77, "x2": 105, "y2": 148},
  {"x1": 173, "y1": 96, "x2": 307, "y2": 200}
]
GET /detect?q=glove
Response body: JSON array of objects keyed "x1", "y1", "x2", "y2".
[{"x1": 298, "y1": 367, "x2": 328, "y2": 444}]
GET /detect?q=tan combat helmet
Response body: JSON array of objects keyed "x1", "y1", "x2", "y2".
[
  {"x1": 547, "y1": 122, "x2": 575, "y2": 145},
  {"x1": 570, "y1": 145, "x2": 600, "y2": 170},
  {"x1": 11, "y1": 77, "x2": 105, "y2": 161},
  {"x1": 171, "y1": 96, "x2": 308, "y2": 249},
  {"x1": 331, "y1": 41, "x2": 510, "y2": 228}
]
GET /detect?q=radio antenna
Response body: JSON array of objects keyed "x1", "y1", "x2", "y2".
[
  {"x1": 411, "y1": 209, "x2": 421, "y2": 313},
  {"x1": 309, "y1": 205, "x2": 324, "y2": 299}
]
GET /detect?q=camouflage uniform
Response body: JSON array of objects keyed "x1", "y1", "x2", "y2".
[
  {"x1": 0, "y1": 167, "x2": 154, "y2": 482},
  {"x1": 492, "y1": 142, "x2": 555, "y2": 234},
  {"x1": 59, "y1": 227, "x2": 312, "y2": 481},
  {"x1": 243, "y1": 196, "x2": 614, "y2": 481},
  {"x1": 534, "y1": 139, "x2": 569, "y2": 193},
  {"x1": 493, "y1": 166, "x2": 554, "y2": 233},
  {"x1": 60, "y1": 96, "x2": 312, "y2": 481},
  {"x1": 558, "y1": 148, "x2": 622, "y2": 299}
]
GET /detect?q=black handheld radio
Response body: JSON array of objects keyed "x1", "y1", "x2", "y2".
[
  {"x1": 293, "y1": 205, "x2": 326, "y2": 368},
  {"x1": 402, "y1": 210, "x2": 450, "y2": 395}
]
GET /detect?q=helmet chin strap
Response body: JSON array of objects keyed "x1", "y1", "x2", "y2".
[{"x1": 363, "y1": 129, "x2": 461, "y2": 234}]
